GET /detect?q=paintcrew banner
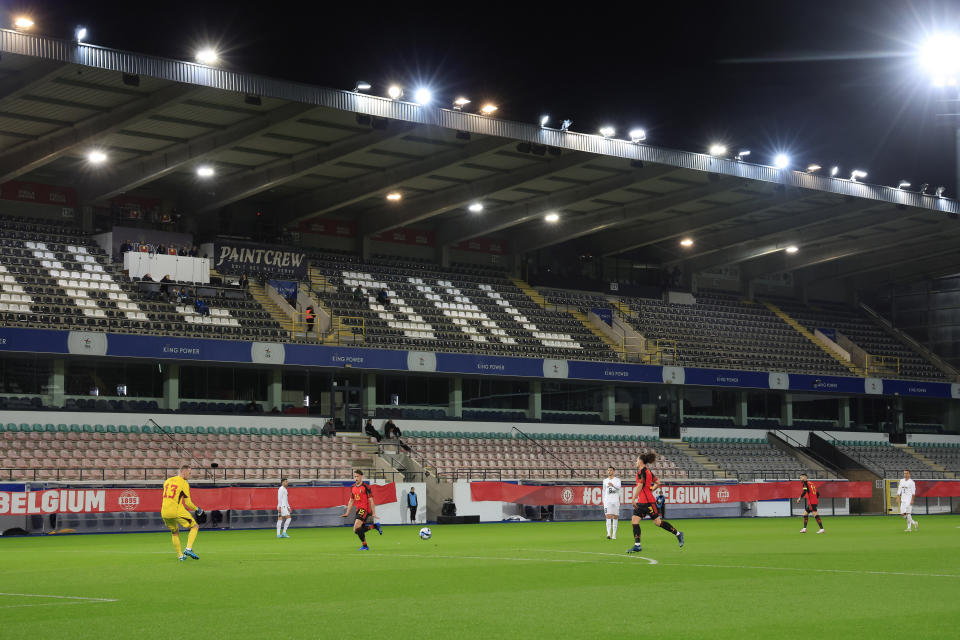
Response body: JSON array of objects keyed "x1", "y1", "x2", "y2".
[
  {"x1": 470, "y1": 481, "x2": 874, "y2": 506},
  {"x1": 0, "y1": 484, "x2": 397, "y2": 515},
  {"x1": 214, "y1": 241, "x2": 307, "y2": 278}
]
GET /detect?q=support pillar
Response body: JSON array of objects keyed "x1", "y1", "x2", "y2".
[
  {"x1": 163, "y1": 363, "x2": 180, "y2": 412},
  {"x1": 602, "y1": 385, "x2": 616, "y2": 424},
  {"x1": 736, "y1": 391, "x2": 748, "y2": 427},
  {"x1": 49, "y1": 359, "x2": 65, "y2": 408},
  {"x1": 838, "y1": 397, "x2": 850, "y2": 429},
  {"x1": 360, "y1": 235, "x2": 372, "y2": 262},
  {"x1": 363, "y1": 373, "x2": 376, "y2": 417},
  {"x1": 437, "y1": 244, "x2": 451, "y2": 268},
  {"x1": 781, "y1": 392, "x2": 793, "y2": 428},
  {"x1": 528, "y1": 380, "x2": 541, "y2": 421},
  {"x1": 448, "y1": 375, "x2": 462, "y2": 419},
  {"x1": 676, "y1": 387, "x2": 685, "y2": 426},
  {"x1": 267, "y1": 367, "x2": 283, "y2": 412}
]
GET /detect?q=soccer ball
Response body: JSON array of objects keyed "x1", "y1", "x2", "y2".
[{"x1": 419, "y1": 527, "x2": 432, "y2": 540}]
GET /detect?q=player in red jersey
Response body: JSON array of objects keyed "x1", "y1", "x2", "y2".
[
  {"x1": 627, "y1": 452, "x2": 684, "y2": 553},
  {"x1": 797, "y1": 474, "x2": 824, "y2": 534},
  {"x1": 341, "y1": 469, "x2": 382, "y2": 550}
]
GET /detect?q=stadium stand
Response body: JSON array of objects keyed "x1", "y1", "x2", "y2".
[
  {"x1": 765, "y1": 297, "x2": 947, "y2": 381},
  {"x1": 682, "y1": 436, "x2": 832, "y2": 480},
  {"x1": 833, "y1": 440, "x2": 943, "y2": 478},
  {"x1": 401, "y1": 431, "x2": 712, "y2": 480},
  {"x1": 0, "y1": 422, "x2": 361, "y2": 481},
  {"x1": 909, "y1": 442, "x2": 960, "y2": 475}
]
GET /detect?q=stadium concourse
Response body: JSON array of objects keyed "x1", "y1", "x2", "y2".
[{"x1": 1, "y1": 27, "x2": 960, "y2": 543}]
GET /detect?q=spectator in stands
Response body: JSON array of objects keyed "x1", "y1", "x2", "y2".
[
  {"x1": 157, "y1": 243, "x2": 166, "y2": 254},
  {"x1": 353, "y1": 285, "x2": 363, "y2": 302},
  {"x1": 377, "y1": 288, "x2": 389, "y2": 306},
  {"x1": 239, "y1": 273, "x2": 249, "y2": 289},
  {"x1": 120, "y1": 239, "x2": 131, "y2": 254},
  {"x1": 141, "y1": 273, "x2": 154, "y2": 282},
  {"x1": 321, "y1": 419, "x2": 335, "y2": 437},
  {"x1": 176, "y1": 288, "x2": 190, "y2": 304},
  {"x1": 305, "y1": 306, "x2": 315, "y2": 333},
  {"x1": 384, "y1": 419, "x2": 402, "y2": 440},
  {"x1": 245, "y1": 400, "x2": 261, "y2": 413},
  {"x1": 364, "y1": 418, "x2": 382, "y2": 443},
  {"x1": 195, "y1": 297, "x2": 210, "y2": 317},
  {"x1": 168, "y1": 246, "x2": 178, "y2": 255},
  {"x1": 189, "y1": 245, "x2": 199, "y2": 257}
]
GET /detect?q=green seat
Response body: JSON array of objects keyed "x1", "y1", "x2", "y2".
[
  {"x1": 106, "y1": 425, "x2": 118, "y2": 433},
  {"x1": 184, "y1": 426, "x2": 196, "y2": 434},
  {"x1": 238, "y1": 427, "x2": 249, "y2": 435},
  {"x1": 94, "y1": 424, "x2": 105, "y2": 433},
  {"x1": 228, "y1": 427, "x2": 239, "y2": 435},
  {"x1": 82, "y1": 424, "x2": 94, "y2": 433},
  {"x1": 44, "y1": 423, "x2": 55, "y2": 432},
  {"x1": 118, "y1": 425, "x2": 129, "y2": 433},
  {"x1": 280, "y1": 428, "x2": 290, "y2": 436},
  {"x1": 19, "y1": 423, "x2": 29, "y2": 431},
  {"x1": 172, "y1": 426, "x2": 183, "y2": 434},
  {"x1": 215, "y1": 426, "x2": 226, "y2": 435}
]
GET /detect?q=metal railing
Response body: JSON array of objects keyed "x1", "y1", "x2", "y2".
[
  {"x1": 865, "y1": 354, "x2": 901, "y2": 377},
  {"x1": 321, "y1": 315, "x2": 365, "y2": 345},
  {"x1": 0, "y1": 466, "x2": 355, "y2": 482},
  {"x1": 442, "y1": 467, "x2": 834, "y2": 483}
]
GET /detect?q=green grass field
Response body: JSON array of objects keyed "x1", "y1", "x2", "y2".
[{"x1": 3, "y1": 516, "x2": 959, "y2": 639}]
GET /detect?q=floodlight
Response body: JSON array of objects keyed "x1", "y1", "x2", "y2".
[
  {"x1": 453, "y1": 97, "x2": 471, "y2": 110},
  {"x1": 599, "y1": 126, "x2": 615, "y2": 138},
  {"x1": 540, "y1": 115, "x2": 550, "y2": 127},
  {"x1": 680, "y1": 238, "x2": 694, "y2": 247},
  {"x1": 919, "y1": 33, "x2": 960, "y2": 86},
  {"x1": 196, "y1": 165, "x2": 215, "y2": 178},
  {"x1": 196, "y1": 48, "x2": 219, "y2": 65},
  {"x1": 785, "y1": 245, "x2": 799, "y2": 254},
  {"x1": 386, "y1": 192, "x2": 402, "y2": 201},
  {"x1": 709, "y1": 144, "x2": 727, "y2": 156},
  {"x1": 354, "y1": 81, "x2": 371, "y2": 92},
  {"x1": 76, "y1": 27, "x2": 87, "y2": 42},
  {"x1": 629, "y1": 129, "x2": 646, "y2": 143},
  {"x1": 413, "y1": 88, "x2": 432, "y2": 105},
  {"x1": 736, "y1": 150, "x2": 751, "y2": 161},
  {"x1": 897, "y1": 180, "x2": 911, "y2": 189},
  {"x1": 850, "y1": 169, "x2": 867, "y2": 181},
  {"x1": 921, "y1": 183, "x2": 930, "y2": 194},
  {"x1": 13, "y1": 16, "x2": 33, "y2": 30},
  {"x1": 773, "y1": 154, "x2": 790, "y2": 169},
  {"x1": 544, "y1": 212, "x2": 560, "y2": 223},
  {"x1": 560, "y1": 119, "x2": 572, "y2": 132},
  {"x1": 387, "y1": 85, "x2": 402, "y2": 100},
  {"x1": 807, "y1": 164, "x2": 822, "y2": 173},
  {"x1": 87, "y1": 150, "x2": 107, "y2": 164},
  {"x1": 936, "y1": 186, "x2": 946, "y2": 197},
  {"x1": 468, "y1": 203, "x2": 483, "y2": 213},
  {"x1": 830, "y1": 166, "x2": 839, "y2": 176},
  {"x1": 480, "y1": 104, "x2": 498, "y2": 115}
]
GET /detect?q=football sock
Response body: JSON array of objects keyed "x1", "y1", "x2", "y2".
[
  {"x1": 171, "y1": 533, "x2": 181, "y2": 557},
  {"x1": 356, "y1": 528, "x2": 366, "y2": 543},
  {"x1": 659, "y1": 520, "x2": 678, "y2": 535},
  {"x1": 606, "y1": 519, "x2": 612, "y2": 536},
  {"x1": 632, "y1": 523, "x2": 641, "y2": 543},
  {"x1": 282, "y1": 519, "x2": 291, "y2": 533},
  {"x1": 815, "y1": 516, "x2": 823, "y2": 529},
  {"x1": 186, "y1": 527, "x2": 198, "y2": 549},
  {"x1": 803, "y1": 516, "x2": 809, "y2": 527},
  {"x1": 276, "y1": 519, "x2": 282, "y2": 535},
  {"x1": 612, "y1": 519, "x2": 618, "y2": 537}
]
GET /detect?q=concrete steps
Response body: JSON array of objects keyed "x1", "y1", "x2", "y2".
[
  {"x1": 248, "y1": 280, "x2": 292, "y2": 340},
  {"x1": 672, "y1": 441, "x2": 732, "y2": 478},
  {"x1": 569, "y1": 308, "x2": 624, "y2": 357},
  {"x1": 902, "y1": 445, "x2": 955, "y2": 478},
  {"x1": 763, "y1": 300, "x2": 865, "y2": 376}
]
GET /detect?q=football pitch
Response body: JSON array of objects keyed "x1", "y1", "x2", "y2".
[{"x1": 2, "y1": 516, "x2": 959, "y2": 639}]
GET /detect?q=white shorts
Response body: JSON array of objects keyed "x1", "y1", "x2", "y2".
[
  {"x1": 899, "y1": 502, "x2": 912, "y2": 515},
  {"x1": 279, "y1": 506, "x2": 291, "y2": 517},
  {"x1": 603, "y1": 501, "x2": 620, "y2": 516}
]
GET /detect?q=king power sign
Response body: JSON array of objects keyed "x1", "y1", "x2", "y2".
[{"x1": 214, "y1": 241, "x2": 307, "y2": 279}]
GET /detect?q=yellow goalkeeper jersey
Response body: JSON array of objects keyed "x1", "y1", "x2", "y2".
[{"x1": 161, "y1": 475, "x2": 197, "y2": 517}]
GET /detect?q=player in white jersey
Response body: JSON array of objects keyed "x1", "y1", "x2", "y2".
[
  {"x1": 896, "y1": 470, "x2": 918, "y2": 532},
  {"x1": 277, "y1": 478, "x2": 292, "y2": 538},
  {"x1": 602, "y1": 466, "x2": 622, "y2": 539}
]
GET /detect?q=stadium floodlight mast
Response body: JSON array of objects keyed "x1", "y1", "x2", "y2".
[
  {"x1": 387, "y1": 85, "x2": 403, "y2": 100},
  {"x1": 709, "y1": 144, "x2": 727, "y2": 156},
  {"x1": 919, "y1": 33, "x2": 960, "y2": 195},
  {"x1": 13, "y1": 16, "x2": 33, "y2": 30},
  {"x1": 773, "y1": 154, "x2": 790, "y2": 169},
  {"x1": 897, "y1": 180, "x2": 912, "y2": 190},
  {"x1": 629, "y1": 129, "x2": 647, "y2": 143},
  {"x1": 453, "y1": 97, "x2": 471, "y2": 110},
  {"x1": 76, "y1": 27, "x2": 87, "y2": 43},
  {"x1": 736, "y1": 150, "x2": 751, "y2": 161},
  {"x1": 785, "y1": 245, "x2": 799, "y2": 254},
  {"x1": 540, "y1": 115, "x2": 550, "y2": 128},
  {"x1": 480, "y1": 104, "x2": 498, "y2": 115},
  {"x1": 468, "y1": 203, "x2": 483, "y2": 213},
  {"x1": 196, "y1": 165, "x2": 215, "y2": 178},
  {"x1": 413, "y1": 88, "x2": 432, "y2": 105},
  {"x1": 195, "y1": 48, "x2": 219, "y2": 65},
  {"x1": 560, "y1": 119, "x2": 573, "y2": 132},
  {"x1": 385, "y1": 192, "x2": 402, "y2": 201},
  {"x1": 599, "y1": 126, "x2": 615, "y2": 138},
  {"x1": 87, "y1": 150, "x2": 107, "y2": 164},
  {"x1": 544, "y1": 212, "x2": 560, "y2": 223},
  {"x1": 680, "y1": 238, "x2": 694, "y2": 247},
  {"x1": 830, "y1": 166, "x2": 840, "y2": 177},
  {"x1": 850, "y1": 169, "x2": 868, "y2": 182},
  {"x1": 353, "y1": 81, "x2": 371, "y2": 92},
  {"x1": 937, "y1": 186, "x2": 946, "y2": 197},
  {"x1": 807, "y1": 164, "x2": 822, "y2": 173}
]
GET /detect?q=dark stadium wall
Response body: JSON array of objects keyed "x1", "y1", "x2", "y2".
[
  {"x1": 291, "y1": 231, "x2": 357, "y2": 253},
  {"x1": 368, "y1": 239, "x2": 434, "y2": 261},
  {"x1": 0, "y1": 200, "x2": 76, "y2": 224}
]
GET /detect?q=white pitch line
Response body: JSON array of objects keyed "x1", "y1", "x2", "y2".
[
  {"x1": 0, "y1": 592, "x2": 118, "y2": 608},
  {"x1": 547, "y1": 550, "x2": 659, "y2": 564},
  {"x1": 658, "y1": 563, "x2": 960, "y2": 579}
]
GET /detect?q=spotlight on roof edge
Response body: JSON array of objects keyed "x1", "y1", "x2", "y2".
[
  {"x1": 560, "y1": 119, "x2": 572, "y2": 132},
  {"x1": 413, "y1": 88, "x2": 432, "y2": 105},
  {"x1": 830, "y1": 166, "x2": 839, "y2": 176},
  {"x1": 850, "y1": 169, "x2": 867, "y2": 182},
  {"x1": 87, "y1": 150, "x2": 107, "y2": 164},
  {"x1": 540, "y1": 115, "x2": 550, "y2": 127},
  {"x1": 806, "y1": 164, "x2": 822, "y2": 173},
  {"x1": 468, "y1": 203, "x2": 483, "y2": 213},
  {"x1": 386, "y1": 192, "x2": 402, "y2": 201},
  {"x1": 453, "y1": 97, "x2": 471, "y2": 110},
  {"x1": 480, "y1": 104, "x2": 498, "y2": 115},
  {"x1": 736, "y1": 150, "x2": 751, "y2": 161},
  {"x1": 76, "y1": 27, "x2": 87, "y2": 42},
  {"x1": 196, "y1": 165, "x2": 215, "y2": 178},
  {"x1": 195, "y1": 48, "x2": 219, "y2": 65},
  {"x1": 354, "y1": 81, "x2": 371, "y2": 92},
  {"x1": 544, "y1": 212, "x2": 560, "y2": 223},
  {"x1": 773, "y1": 154, "x2": 790, "y2": 169},
  {"x1": 680, "y1": 238, "x2": 694, "y2": 247},
  {"x1": 936, "y1": 186, "x2": 946, "y2": 197},
  {"x1": 629, "y1": 129, "x2": 647, "y2": 143},
  {"x1": 920, "y1": 33, "x2": 960, "y2": 87},
  {"x1": 785, "y1": 245, "x2": 799, "y2": 254},
  {"x1": 709, "y1": 144, "x2": 727, "y2": 156},
  {"x1": 387, "y1": 85, "x2": 402, "y2": 100},
  {"x1": 13, "y1": 16, "x2": 33, "y2": 30},
  {"x1": 897, "y1": 180, "x2": 911, "y2": 190},
  {"x1": 599, "y1": 126, "x2": 615, "y2": 138}
]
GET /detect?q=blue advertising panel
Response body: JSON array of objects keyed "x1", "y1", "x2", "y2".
[
  {"x1": 284, "y1": 344, "x2": 409, "y2": 371},
  {"x1": 817, "y1": 328, "x2": 837, "y2": 342},
  {"x1": 788, "y1": 374, "x2": 866, "y2": 394},
  {"x1": 881, "y1": 379, "x2": 951, "y2": 398},
  {"x1": 106, "y1": 333, "x2": 253, "y2": 362},
  {"x1": 435, "y1": 352, "x2": 545, "y2": 377},
  {"x1": 684, "y1": 367, "x2": 771, "y2": 389},
  {"x1": 567, "y1": 360, "x2": 663, "y2": 383},
  {"x1": 0, "y1": 327, "x2": 69, "y2": 354},
  {"x1": 591, "y1": 308, "x2": 613, "y2": 326}
]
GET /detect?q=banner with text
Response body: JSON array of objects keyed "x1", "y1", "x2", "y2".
[
  {"x1": 214, "y1": 241, "x2": 307, "y2": 279},
  {"x1": 470, "y1": 481, "x2": 873, "y2": 506},
  {"x1": 0, "y1": 484, "x2": 397, "y2": 515}
]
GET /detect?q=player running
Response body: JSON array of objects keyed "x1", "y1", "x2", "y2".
[
  {"x1": 602, "y1": 466, "x2": 621, "y2": 539},
  {"x1": 161, "y1": 465, "x2": 203, "y2": 561},
  {"x1": 341, "y1": 470, "x2": 382, "y2": 550},
  {"x1": 277, "y1": 478, "x2": 292, "y2": 538},
  {"x1": 627, "y1": 453, "x2": 684, "y2": 553},
  {"x1": 897, "y1": 469, "x2": 918, "y2": 532},
  {"x1": 797, "y1": 474, "x2": 824, "y2": 534}
]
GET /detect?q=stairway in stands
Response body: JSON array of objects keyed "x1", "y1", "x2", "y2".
[
  {"x1": 763, "y1": 301, "x2": 864, "y2": 376},
  {"x1": 307, "y1": 265, "x2": 334, "y2": 318},
  {"x1": 902, "y1": 445, "x2": 955, "y2": 478},
  {"x1": 672, "y1": 440, "x2": 733, "y2": 479},
  {"x1": 337, "y1": 432, "x2": 408, "y2": 479},
  {"x1": 247, "y1": 280, "x2": 292, "y2": 340},
  {"x1": 511, "y1": 277, "x2": 623, "y2": 357}
]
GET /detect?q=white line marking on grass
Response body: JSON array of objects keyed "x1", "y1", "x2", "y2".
[
  {"x1": 310, "y1": 552, "x2": 644, "y2": 566},
  {"x1": 548, "y1": 550, "x2": 659, "y2": 564},
  {"x1": 0, "y1": 592, "x2": 118, "y2": 608},
  {"x1": 659, "y1": 563, "x2": 960, "y2": 579}
]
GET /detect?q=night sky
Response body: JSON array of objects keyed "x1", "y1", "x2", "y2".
[{"x1": 9, "y1": 0, "x2": 960, "y2": 193}]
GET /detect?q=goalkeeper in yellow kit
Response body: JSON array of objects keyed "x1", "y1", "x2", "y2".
[{"x1": 161, "y1": 465, "x2": 204, "y2": 561}]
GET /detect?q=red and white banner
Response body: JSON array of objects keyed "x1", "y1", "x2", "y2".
[
  {"x1": 470, "y1": 481, "x2": 874, "y2": 506},
  {"x1": 0, "y1": 484, "x2": 396, "y2": 515},
  {"x1": 914, "y1": 480, "x2": 960, "y2": 498}
]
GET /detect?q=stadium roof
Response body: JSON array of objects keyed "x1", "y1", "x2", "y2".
[{"x1": 2, "y1": 28, "x2": 960, "y2": 287}]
